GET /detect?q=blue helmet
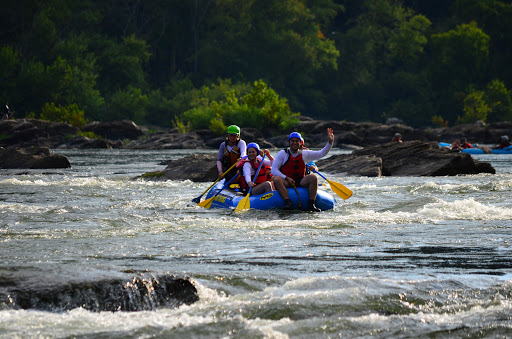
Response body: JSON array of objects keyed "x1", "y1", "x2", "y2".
[
  {"x1": 288, "y1": 132, "x2": 303, "y2": 141},
  {"x1": 246, "y1": 142, "x2": 260, "y2": 153}
]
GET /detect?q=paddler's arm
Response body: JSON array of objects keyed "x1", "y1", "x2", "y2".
[
  {"x1": 270, "y1": 150, "x2": 287, "y2": 179},
  {"x1": 302, "y1": 128, "x2": 334, "y2": 163},
  {"x1": 217, "y1": 143, "x2": 225, "y2": 178},
  {"x1": 243, "y1": 162, "x2": 254, "y2": 186},
  {"x1": 238, "y1": 140, "x2": 247, "y2": 157}
]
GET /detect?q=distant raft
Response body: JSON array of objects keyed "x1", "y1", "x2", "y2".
[
  {"x1": 203, "y1": 180, "x2": 336, "y2": 211},
  {"x1": 439, "y1": 142, "x2": 512, "y2": 155}
]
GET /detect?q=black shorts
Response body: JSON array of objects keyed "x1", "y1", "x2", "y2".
[{"x1": 292, "y1": 177, "x2": 305, "y2": 187}]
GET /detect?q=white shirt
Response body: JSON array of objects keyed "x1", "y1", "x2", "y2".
[{"x1": 271, "y1": 142, "x2": 332, "y2": 179}]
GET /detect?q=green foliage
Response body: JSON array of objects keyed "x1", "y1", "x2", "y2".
[
  {"x1": 141, "y1": 171, "x2": 166, "y2": 179},
  {"x1": 145, "y1": 76, "x2": 197, "y2": 126},
  {"x1": 3, "y1": 0, "x2": 512, "y2": 129},
  {"x1": 430, "y1": 21, "x2": 490, "y2": 87},
  {"x1": 457, "y1": 91, "x2": 491, "y2": 124},
  {"x1": 76, "y1": 130, "x2": 101, "y2": 139},
  {"x1": 172, "y1": 115, "x2": 190, "y2": 134},
  {"x1": 182, "y1": 79, "x2": 299, "y2": 135},
  {"x1": 0, "y1": 46, "x2": 21, "y2": 82},
  {"x1": 92, "y1": 34, "x2": 151, "y2": 96},
  {"x1": 107, "y1": 86, "x2": 148, "y2": 123},
  {"x1": 40, "y1": 102, "x2": 88, "y2": 128},
  {"x1": 484, "y1": 80, "x2": 512, "y2": 122},
  {"x1": 431, "y1": 115, "x2": 449, "y2": 128}
]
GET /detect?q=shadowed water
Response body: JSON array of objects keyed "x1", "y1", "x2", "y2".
[{"x1": 1, "y1": 149, "x2": 511, "y2": 338}]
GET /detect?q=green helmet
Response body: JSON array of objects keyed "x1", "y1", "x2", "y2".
[{"x1": 227, "y1": 125, "x2": 240, "y2": 135}]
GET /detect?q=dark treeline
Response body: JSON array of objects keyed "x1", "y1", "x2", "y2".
[{"x1": 1, "y1": 0, "x2": 512, "y2": 133}]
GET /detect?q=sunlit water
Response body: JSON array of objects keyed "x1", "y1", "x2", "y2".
[{"x1": 1, "y1": 149, "x2": 511, "y2": 338}]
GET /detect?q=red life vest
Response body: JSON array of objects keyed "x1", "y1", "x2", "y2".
[
  {"x1": 460, "y1": 142, "x2": 474, "y2": 149},
  {"x1": 279, "y1": 149, "x2": 306, "y2": 181},
  {"x1": 498, "y1": 141, "x2": 511, "y2": 149},
  {"x1": 238, "y1": 157, "x2": 270, "y2": 192}
]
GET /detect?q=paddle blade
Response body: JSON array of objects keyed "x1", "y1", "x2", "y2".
[
  {"x1": 327, "y1": 179, "x2": 353, "y2": 200},
  {"x1": 198, "y1": 196, "x2": 214, "y2": 209},
  {"x1": 191, "y1": 196, "x2": 201, "y2": 204},
  {"x1": 235, "y1": 194, "x2": 251, "y2": 212}
]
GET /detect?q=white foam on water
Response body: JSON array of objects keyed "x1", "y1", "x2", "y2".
[{"x1": 417, "y1": 198, "x2": 512, "y2": 220}]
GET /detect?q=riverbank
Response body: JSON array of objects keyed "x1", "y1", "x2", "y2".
[{"x1": 1, "y1": 117, "x2": 511, "y2": 150}]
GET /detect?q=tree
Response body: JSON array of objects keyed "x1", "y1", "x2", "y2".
[
  {"x1": 331, "y1": 0, "x2": 431, "y2": 125},
  {"x1": 197, "y1": 0, "x2": 342, "y2": 115},
  {"x1": 428, "y1": 21, "x2": 490, "y2": 124}
]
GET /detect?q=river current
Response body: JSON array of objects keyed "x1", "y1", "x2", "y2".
[{"x1": 1, "y1": 148, "x2": 511, "y2": 338}]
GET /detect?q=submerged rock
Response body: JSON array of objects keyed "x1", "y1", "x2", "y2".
[
  {"x1": 0, "y1": 147, "x2": 71, "y2": 169},
  {"x1": 0, "y1": 272, "x2": 198, "y2": 312}
]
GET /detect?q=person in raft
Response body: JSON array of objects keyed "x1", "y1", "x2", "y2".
[
  {"x1": 482, "y1": 135, "x2": 511, "y2": 153},
  {"x1": 238, "y1": 142, "x2": 274, "y2": 195},
  {"x1": 494, "y1": 135, "x2": 511, "y2": 150},
  {"x1": 217, "y1": 125, "x2": 246, "y2": 182},
  {"x1": 459, "y1": 138, "x2": 475, "y2": 149},
  {"x1": 271, "y1": 128, "x2": 334, "y2": 212},
  {"x1": 391, "y1": 133, "x2": 403, "y2": 143}
]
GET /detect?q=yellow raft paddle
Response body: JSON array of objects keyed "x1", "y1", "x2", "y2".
[
  {"x1": 192, "y1": 160, "x2": 239, "y2": 204},
  {"x1": 198, "y1": 173, "x2": 240, "y2": 209},
  {"x1": 312, "y1": 169, "x2": 352, "y2": 200}
]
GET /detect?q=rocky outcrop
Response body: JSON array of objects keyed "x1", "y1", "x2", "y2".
[
  {"x1": 124, "y1": 131, "x2": 207, "y2": 149},
  {"x1": 140, "y1": 154, "x2": 218, "y2": 182},
  {"x1": 428, "y1": 121, "x2": 512, "y2": 145},
  {"x1": 2, "y1": 117, "x2": 511, "y2": 150},
  {"x1": 0, "y1": 147, "x2": 70, "y2": 169},
  {"x1": 0, "y1": 272, "x2": 198, "y2": 312},
  {"x1": 317, "y1": 140, "x2": 495, "y2": 177},
  {"x1": 0, "y1": 119, "x2": 78, "y2": 148},
  {"x1": 60, "y1": 136, "x2": 123, "y2": 149},
  {"x1": 82, "y1": 120, "x2": 144, "y2": 140},
  {"x1": 141, "y1": 141, "x2": 495, "y2": 181},
  {"x1": 316, "y1": 154, "x2": 383, "y2": 177}
]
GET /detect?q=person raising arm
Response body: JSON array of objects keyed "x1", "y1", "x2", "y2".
[{"x1": 271, "y1": 128, "x2": 334, "y2": 212}]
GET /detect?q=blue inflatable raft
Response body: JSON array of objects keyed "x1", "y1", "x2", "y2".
[
  {"x1": 439, "y1": 142, "x2": 512, "y2": 154},
  {"x1": 204, "y1": 180, "x2": 336, "y2": 211}
]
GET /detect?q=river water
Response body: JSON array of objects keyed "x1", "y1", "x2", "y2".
[{"x1": 1, "y1": 149, "x2": 511, "y2": 338}]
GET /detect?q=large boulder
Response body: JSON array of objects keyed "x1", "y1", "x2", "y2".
[
  {"x1": 347, "y1": 140, "x2": 494, "y2": 176},
  {"x1": 0, "y1": 147, "x2": 71, "y2": 169},
  {"x1": 316, "y1": 154, "x2": 383, "y2": 177},
  {"x1": 125, "y1": 131, "x2": 206, "y2": 149},
  {"x1": 83, "y1": 120, "x2": 143, "y2": 140},
  {"x1": 58, "y1": 136, "x2": 123, "y2": 149},
  {"x1": 140, "y1": 154, "x2": 217, "y2": 182},
  {"x1": 0, "y1": 119, "x2": 78, "y2": 148}
]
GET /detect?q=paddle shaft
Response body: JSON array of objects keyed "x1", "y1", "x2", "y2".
[
  {"x1": 213, "y1": 172, "x2": 240, "y2": 199},
  {"x1": 247, "y1": 153, "x2": 266, "y2": 195},
  {"x1": 194, "y1": 160, "x2": 239, "y2": 201},
  {"x1": 312, "y1": 169, "x2": 328, "y2": 181},
  {"x1": 235, "y1": 154, "x2": 266, "y2": 212},
  {"x1": 291, "y1": 183, "x2": 302, "y2": 208}
]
